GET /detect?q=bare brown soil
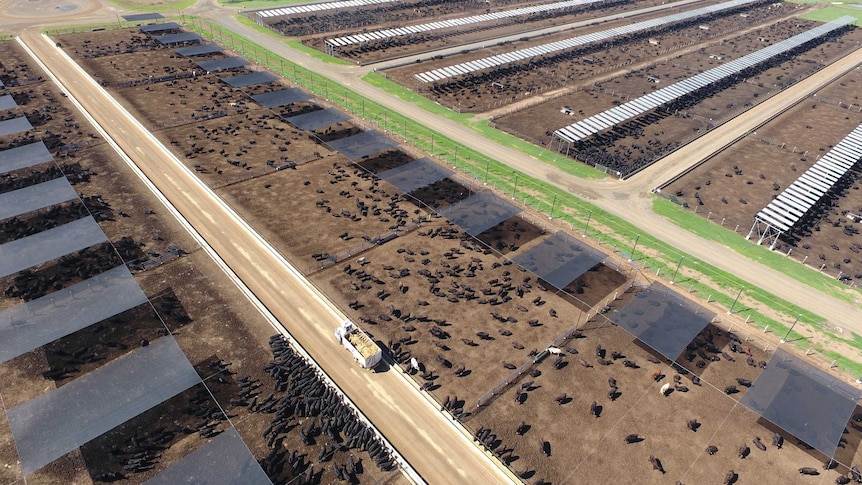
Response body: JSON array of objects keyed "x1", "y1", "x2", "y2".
[
  {"x1": 300, "y1": 0, "x2": 677, "y2": 64},
  {"x1": 494, "y1": 19, "x2": 862, "y2": 176},
  {"x1": 0, "y1": 38, "x2": 400, "y2": 485},
  {"x1": 42, "y1": 25, "x2": 862, "y2": 485},
  {"x1": 385, "y1": 0, "x2": 793, "y2": 113},
  {"x1": 666, "y1": 66, "x2": 862, "y2": 283}
]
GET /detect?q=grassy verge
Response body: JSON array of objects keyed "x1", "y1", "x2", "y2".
[
  {"x1": 285, "y1": 40, "x2": 354, "y2": 65},
  {"x1": 178, "y1": 17, "x2": 862, "y2": 370},
  {"x1": 234, "y1": 12, "x2": 282, "y2": 37},
  {"x1": 362, "y1": 72, "x2": 606, "y2": 180},
  {"x1": 652, "y1": 197, "x2": 858, "y2": 303},
  {"x1": 217, "y1": 0, "x2": 308, "y2": 7},
  {"x1": 801, "y1": 5, "x2": 862, "y2": 25},
  {"x1": 105, "y1": 0, "x2": 196, "y2": 13}
]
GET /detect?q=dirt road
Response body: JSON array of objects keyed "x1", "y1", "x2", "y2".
[
  {"x1": 203, "y1": 11, "x2": 862, "y2": 334},
  {"x1": 17, "y1": 29, "x2": 515, "y2": 484}
]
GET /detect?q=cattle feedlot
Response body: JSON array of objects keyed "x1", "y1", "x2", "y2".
[{"x1": 2, "y1": 0, "x2": 862, "y2": 484}]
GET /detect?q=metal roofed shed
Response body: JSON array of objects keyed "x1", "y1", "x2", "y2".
[
  {"x1": 7, "y1": 336, "x2": 200, "y2": 474},
  {"x1": 139, "y1": 22, "x2": 181, "y2": 33},
  {"x1": 326, "y1": 130, "x2": 400, "y2": 160},
  {"x1": 512, "y1": 231, "x2": 607, "y2": 290},
  {"x1": 0, "y1": 141, "x2": 53, "y2": 174},
  {"x1": 750, "y1": 120, "x2": 862, "y2": 248},
  {"x1": 154, "y1": 32, "x2": 202, "y2": 45},
  {"x1": 175, "y1": 43, "x2": 224, "y2": 57},
  {"x1": 286, "y1": 107, "x2": 351, "y2": 131},
  {"x1": 144, "y1": 427, "x2": 272, "y2": 485},
  {"x1": 376, "y1": 157, "x2": 452, "y2": 193},
  {"x1": 740, "y1": 347, "x2": 862, "y2": 458},
  {"x1": 609, "y1": 282, "x2": 716, "y2": 361},
  {"x1": 0, "y1": 265, "x2": 149, "y2": 364},
  {"x1": 0, "y1": 177, "x2": 78, "y2": 221},
  {"x1": 436, "y1": 192, "x2": 523, "y2": 237},
  {"x1": 195, "y1": 57, "x2": 249, "y2": 73},
  {"x1": 0, "y1": 116, "x2": 33, "y2": 137},
  {"x1": 0, "y1": 94, "x2": 18, "y2": 110},
  {"x1": 552, "y1": 16, "x2": 856, "y2": 144},
  {"x1": 0, "y1": 216, "x2": 108, "y2": 278},
  {"x1": 122, "y1": 12, "x2": 164, "y2": 21},
  {"x1": 251, "y1": 87, "x2": 313, "y2": 108},
  {"x1": 220, "y1": 71, "x2": 279, "y2": 88},
  {"x1": 414, "y1": 0, "x2": 758, "y2": 84}
]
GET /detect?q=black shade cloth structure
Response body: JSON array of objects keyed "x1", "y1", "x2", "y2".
[
  {"x1": 176, "y1": 43, "x2": 224, "y2": 57},
  {"x1": 0, "y1": 141, "x2": 53, "y2": 174},
  {"x1": 740, "y1": 347, "x2": 862, "y2": 459},
  {"x1": 609, "y1": 282, "x2": 716, "y2": 361},
  {"x1": 0, "y1": 116, "x2": 33, "y2": 137},
  {"x1": 286, "y1": 107, "x2": 351, "y2": 131},
  {"x1": 0, "y1": 216, "x2": 108, "y2": 278},
  {"x1": 0, "y1": 94, "x2": 18, "y2": 110},
  {"x1": 0, "y1": 265, "x2": 148, "y2": 364},
  {"x1": 512, "y1": 231, "x2": 607, "y2": 290},
  {"x1": 144, "y1": 427, "x2": 272, "y2": 485},
  {"x1": 139, "y1": 22, "x2": 181, "y2": 33},
  {"x1": 221, "y1": 71, "x2": 279, "y2": 88},
  {"x1": 154, "y1": 32, "x2": 202, "y2": 45},
  {"x1": 251, "y1": 87, "x2": 313, "y2": 108},
  {"x1": 435, "y1": 192, "x2": 523, "y2": 237},
  {"x1": 327, "y1": 130, "x2": 399, "y2": 161},
  {"x1": 0, "y1": 177, "x2": 78, "y2": 221},
  {"x1": 377, "y1": 157, "x2": 452, "y2": 193},
  {"x1": 7, "y1": 336, "x2": 200, "y2": 474},
  {"x1": 195, "y1": 57, "x2": 249, "y2": 73},
  {"x1": 122, "y1": 12, "x2": 164, "y2": 21}
]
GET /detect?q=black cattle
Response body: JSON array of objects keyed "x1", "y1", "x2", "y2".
[
  {"x1": 772, "y1": 433, "x2": 784, "y2": 449},
  {"x1": 649, "y1": 455, "x2": 665, "y2": 474},
  {"x1": 738, "y1": 444, "x2": 750, "y2": 459},
  {"x1": 798, "y1": 467, "x2": 820, "y2": 475},
  {"x1": 687, "y1": 419, "x2": 700, "y2": 432},
  {"x1": 590, "y1": 401, "x2": 601, "y2": 418},
  {"x1": 724, "y1": 470, "x2": 738, "y2": 485},
  {"x1": 753, "y1": 436, "x2": 766, "y2": 451},
  {"x1": 706, "y1": 445, "x2": 719, "y2": 455},
  {"x1": 624, "y1": 434, "x2": 643, "y2": 444}
]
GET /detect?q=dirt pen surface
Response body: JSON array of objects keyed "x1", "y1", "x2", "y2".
[
  {"x1": 295, "y1": 0, "x2": 680, "y2": 65},
  {"x1": 494, "y1": 18, "x2": 862, "y2": 176},
  {"x1": 0, "y1": 38, "x2": 404, "y2": 485},
  {"x1": 385, "y1": 0, "x2": 799, "y2": 113},
  {"x1": 665, "y1": 65, "x2": 862, "y2": 284},
  {"x1": 46, "y1": 24, "x2": 862, "y2": 485}
]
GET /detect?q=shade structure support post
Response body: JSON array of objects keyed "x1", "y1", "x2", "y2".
[{"x1": 780, "y1": 314, "x2": 802, "y2": 343}]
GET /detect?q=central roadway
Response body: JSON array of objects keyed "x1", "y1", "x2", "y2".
[
  {"x1": 196, "y1": 7, "x2": 862, "y2": 334},
  {"x1": 17, "y1": 29, "x2": 514, "y2": 485}
]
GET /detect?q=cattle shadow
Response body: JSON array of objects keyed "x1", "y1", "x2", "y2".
[{"x1": 753, "y1": 415, "x2": 861, "y2": 473}]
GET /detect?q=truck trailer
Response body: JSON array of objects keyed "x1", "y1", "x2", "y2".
[{"x1": 335, "y1": 320, "x2": 383, "y2": 369}]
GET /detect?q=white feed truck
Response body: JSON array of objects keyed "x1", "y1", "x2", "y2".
[{"x1": 334, "y1": 320, "x2": 383, "y2": 369}]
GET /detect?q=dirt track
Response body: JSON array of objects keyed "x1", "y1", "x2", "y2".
[
  {"x1": 205, "y1": 12, "x2": 862, "y2": 336},
  {"x1": 17, "y1": 29, "x2": 514, "y2": 484}
]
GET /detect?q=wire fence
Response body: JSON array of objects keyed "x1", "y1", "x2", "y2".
[{"x1": 46, "y1": 15, "x2": 862, "y2": 379}]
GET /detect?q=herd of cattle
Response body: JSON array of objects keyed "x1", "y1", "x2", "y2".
[
  {"x1": 257, "y1": 334, "x2": 397, "y2": 483},
  {"x1": 264, "y1": 0, "x2": 535, "y2": 37}
]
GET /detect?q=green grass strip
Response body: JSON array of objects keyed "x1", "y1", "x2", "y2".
[
  {"x1": 362, "y1": 72, "x2": 606, "y2": 180},
  {"x1": 801, "y1": 5, "x2": 862, "y2": 26},
  {"x1": 217, "y1": 0, "x2": 308, "y2": 7},
  {"x1": 104, "y1": 0, "x2": 196, "y2": 13},
  {"x1": 652, "y1": 197, "x2": 857, "y2": 303},
  {"x1": 285, "y1": 39, "x2": 354, "y2": 65},
  {"x1": 178, "y1": 17, "x2": 862, "y2": 362}
]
